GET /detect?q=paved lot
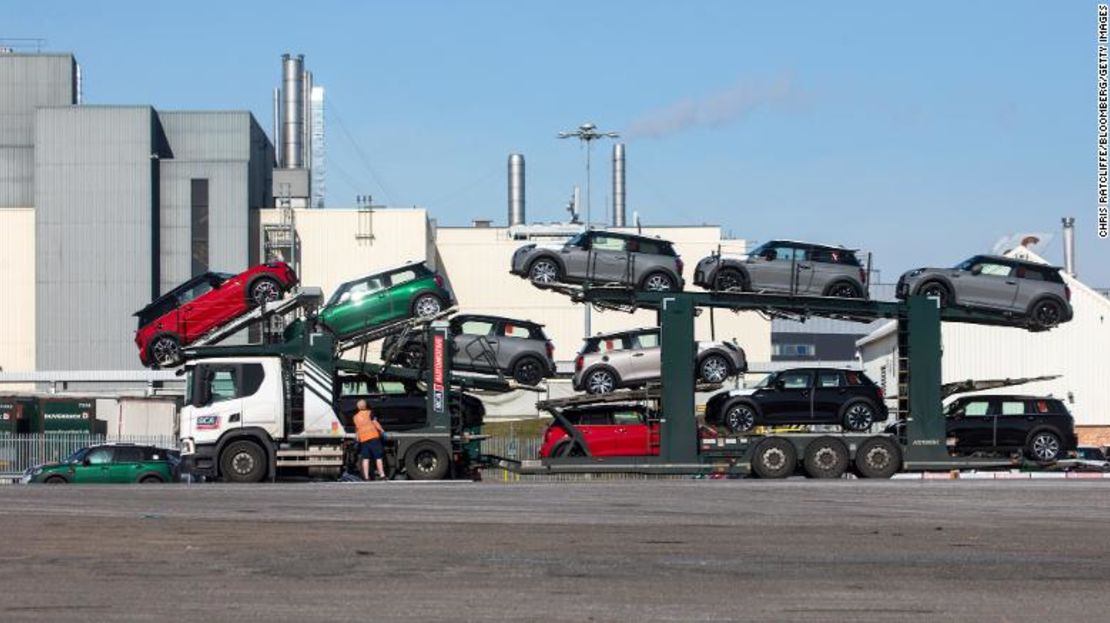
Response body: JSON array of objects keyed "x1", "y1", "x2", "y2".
[{"x1": 0, "y1": 480, "x2": 1108, "y2": 622}]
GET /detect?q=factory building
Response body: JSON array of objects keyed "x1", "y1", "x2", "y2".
[{"x1": 856, "y1": 245, "x2": 1110, "y2": 445}]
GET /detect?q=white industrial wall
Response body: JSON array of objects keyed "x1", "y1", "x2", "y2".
[
  {"x1": 858, "y1": 271, "x2": 1110, "y2": 429},
  {"x1": 0, "y1": 209, "x2": 35, "y2": 374}
]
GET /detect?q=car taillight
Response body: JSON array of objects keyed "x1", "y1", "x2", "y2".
[
  {"x1": 546, "y1": 341, "x2": 555, "y2": 359},
  {"x1": 1065, "y1": 285, "x2": 1071, "y2": 302},
  {"x1": 434, "y1": 274, "x2": 444, "y2": 288},
  {"x1": 676, "y1": 257, "x2": 684, "y2": 275},
  {"x1": 860, "y1": 268, "x2": 868, "y2": 285},
  {"x1": 575, "y1": 355, "x2": 584, "y2": 372},
  {"x1": 877, "y1": 387, "x2": 885, "y2": 400}
]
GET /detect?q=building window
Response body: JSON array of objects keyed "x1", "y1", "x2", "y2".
[
  {"x1": 771, "y1": 343, "x2": 816, "y2": 357},
  {"x1": 191, "y1": 178, "x2": 209, "y2": 276}
]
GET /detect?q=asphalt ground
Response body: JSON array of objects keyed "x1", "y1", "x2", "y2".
[{"x1": 0, "y1": 480, "x2": 1108, "y2": 622}]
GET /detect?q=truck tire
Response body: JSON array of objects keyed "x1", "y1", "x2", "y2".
[
  {"x1": 220, "y1": 440, "x2": 268, "y2": 483},
  {"x1": 404, "y1": 443, "x2": 450, "y2": 480},
  {"x1": 854, "y1": 437, "x2": 901, "y2": 479},
  {"x1": 751, "y1": 437, "x2": 797, "y2": 479},
  {"x1": 802, "y1": 437, "x2": 849, "y2": 479}
]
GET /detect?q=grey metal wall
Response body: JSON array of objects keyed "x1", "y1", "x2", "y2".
[
  {"x1": 0, "y1": 54, "x2": 76, "y2": 208},
  {"x1": 35, "y1": 106, "x2": 157, "y2": 371}
]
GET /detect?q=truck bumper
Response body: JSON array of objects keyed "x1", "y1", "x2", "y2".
[{"x1": 181, "y1": 444, "x2": 219, "y2": 479}]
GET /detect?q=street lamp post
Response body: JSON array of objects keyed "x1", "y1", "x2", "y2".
[
  {"x1": 558, "y1": 123, "x2": 619, "y2": 337},
  {"x1": 558, "y1": 123, "x2": 619, "y2": 228}
]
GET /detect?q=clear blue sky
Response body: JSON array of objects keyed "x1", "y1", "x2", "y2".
[{"x1": 8, "y1": 1, "x2": 1106, "y2": 285}]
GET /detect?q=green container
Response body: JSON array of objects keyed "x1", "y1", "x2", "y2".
[
  {"x1": 38, "y1": 398, "x2": 98, "y2": 434},
  {"x1": 0, "y1": 397, "x2": 37, "y2": 435}
]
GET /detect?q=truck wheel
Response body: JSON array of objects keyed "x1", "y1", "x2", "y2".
[
  {"x1": 405, "y1": 443, "x2": 449, "y2": 480},
  {"x1": 854, "y1": 437, "x2": 901, "y2": 479},
  {"x1": 220, "y1": 440, "x2": 267, "y2": 483},
  {"x1": 802, "y1": 437, "x2": 849, "y2": 479},
  {"x1": 751, "y1": 437, "x2": 797, "y2": 479}
]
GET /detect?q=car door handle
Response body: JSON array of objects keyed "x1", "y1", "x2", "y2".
[
  {"x1": 632, "y1": 353, "x2": 645, "y2": 357},
  {"x1": 616, "y1": 428, "x2": 626, "y2": 433},
  {"x1": 1006, "y1": 280, "x2": 1017, "y2": 285}
]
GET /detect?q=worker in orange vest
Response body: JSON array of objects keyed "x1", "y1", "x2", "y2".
[{"x1": 353, "y1": 399, "x2": 386, "y2": 480}]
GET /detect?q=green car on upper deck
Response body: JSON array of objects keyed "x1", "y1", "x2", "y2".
[{"x1": 286, "y1": 262, "x2": 454, "y2": 341}]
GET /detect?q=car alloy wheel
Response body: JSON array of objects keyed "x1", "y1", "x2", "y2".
[
  {"x1": 586, "y1": 369, "x2": 616, "y2": 394},
  {"x1": 919, "y1": 283, "x2": 949, "y2": 307},
  {"x1": 714, "y1": 270, "x2": 744, "y2": 291},
  {"x1": 413, "y1": 295, "x2": 442, "y2": 318},
  {"x1": 700, "y1": 355, "x2": 730, "y2": 384},
  {"x1": 150, "y1": 336, "x2": 181, "y2": 367},
  {"x1": 845, "y1": 403, "x2": 875, "y2": 431},
  {"x1": 643, "y1": 273, "x2": 674, "y2": 292},
  {"x1": 250, "y1": 278, "x2": 282, "y2": 305},
  {"x1": 725, "y1": 404, "x2": 756, "y2": 432},
  {"x1": 1030, "y1": 432, "x2": 1061, "y2": 462},
  {"x1": 402, "y1": 344, "x2": 426, "y2": 369},
  {"x1": 1033, "y1": 300, "x2": 1062, "y2": 328},
  {"x1": 514, "y1": 359, "x2": 544, "y2": 386},
  {"x1": 529, "y1": 259, "x2": 559, "y2": 284},
  {"x1": 830, "y1": 283, "x2": 860, "y2": 298}
]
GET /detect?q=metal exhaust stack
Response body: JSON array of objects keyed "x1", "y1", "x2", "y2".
[
  {"x1": 1062, "y1": 216, "x2": 1076, "y2": 277},
  {"x1": 612, "y1": 143, "x2": 626, "y2": 227},
  {"x1": 281, "y1": 54, "x2": 305, "y2": 169},
  {"x1": 508, "y1": 153, "x2": 525, "y2": 226},
  {"x1": 272, "y1": 88, "x2": 281, "y2": 166}
]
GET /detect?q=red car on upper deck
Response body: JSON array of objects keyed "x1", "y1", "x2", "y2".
[{"x1": 134, "y1": 262, "x2": 297, "y2": 367}]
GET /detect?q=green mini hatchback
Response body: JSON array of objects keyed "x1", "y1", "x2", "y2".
[
  {"x1": 22, "y1": 444, "x2": 178, "y2": 484},
  {"x1": 287, "y1": 262, "x2": 454, "y2": 340}
]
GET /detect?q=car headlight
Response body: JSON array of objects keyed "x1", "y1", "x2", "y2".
[{"x1": 907, "y1": 269, "x2": 925, "y2": 277}]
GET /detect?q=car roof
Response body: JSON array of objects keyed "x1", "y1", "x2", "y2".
[
  {"x1": 968, "y1": 254, "x2": 1064, "y2": 271},
  {"x1": 588, "y1": 230, "x2": 672, "y2": 243},
  {"x1": 586, "y1": 327, "x2": 659, "y2": 340},
  {"x1": 952, "y1": 394, "x2": 1061, "y2": 402},
  {"x1": 564, "y1": 403, "x2": 647, "y2": 414},
  {"x1": 453, "y1": 314, "x2": 542, "y2": 328},
  {"x1": 762, "y1": 239, "x2": 860, "y2": 252},
  {"x1": 336, "y1": 261, "x2": 429, "y2": 286},
  {"x1": 133, "y1": 271, "x2": 226, "y2": 316},
  {"x1": 777, "y1": 367, "x2": 857, "y2": 374}
]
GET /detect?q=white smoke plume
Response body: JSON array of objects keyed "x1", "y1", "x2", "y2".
[{"x1": 623, "y1": 74, "x2": 800, "y2": 139}]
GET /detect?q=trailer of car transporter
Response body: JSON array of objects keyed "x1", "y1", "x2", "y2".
[
  {"x1": 487, "y1": 286, "x2": 1053, "y2": 478},
  {"x1": 178, "y1": 313, "x2": 517, "y2": 482}
]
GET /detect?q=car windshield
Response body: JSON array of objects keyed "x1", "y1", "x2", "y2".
[
  {"x1": 565, "y1": 233, "x2": 587, "y2": 249},
  {"x1": 753, "y1": 372, "x2": 777, "y2": 389},
  {"x1": 954, "y1": 257, "x2": 982, "y2": 271},
  {"x1": 64, "y1": 447, "x2": 89, "y2": 463}
]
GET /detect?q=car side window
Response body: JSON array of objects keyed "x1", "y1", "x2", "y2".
[
  {"x1": 600, "y1": 337, "x2": 630, "y2": 352},
  {"x1": 388, "y1": 269, "x2": 417, "y2": 286},
  {"x1": 1000, "y1": 401, "x2": 1026, "y2": 416},
  {"x1": 178, "y1": 280, "x2": 215, "y2": 305},
  {"x1": 844, "y1": 371, "x2": 864, "y2": 386},
  {"x1": 459, "y1": 320, "x2": 496, "y2": 336},
  {"x1": 1015, "y1": 266, "x2": 1044, "y2": 281},
  {"x1": 591, "y1": 235, "x2": 625, "y2": 252},
  {"x1": 961, "y1": 400, "x2": 991, "y2": 417},
  {"x1": 612, "y1": 410, "x2": 643, "y2": 425},
  {"x1": 345, "y1": 276, "x2": 386, "y2": 301},
  {"x1": 768, "y1": 246, "x2": 806, "y2": 262},
  {"x1": 972, "y1": 262, "x2": 1012, "y2": 277},
  {"x1": 209, "y1": 368, "x2": 238, "y2": 403},
  {"x1": 500, "y1": 322, "x2": 531, "y2": 339},
  {"x1": 377, "y1": 381, "x2": 410, "y2": 395},
  {"x1": 633, "y1": 333, "x2": 660, "y2": 349},
  {"x1": 114, "y1": 447, "x2": 143, "y2": 463},
  {"x1": 779, "y1": 371, "x2": 812, "y2": 389},
  {"x1": 816, "y1": 371, "x2": 841, "y2": 388},
  {"x1": 143, "y1": 447, "x2": 166, "y2": 461},
  {"x1": 86, "y1": 447, "x2": 113, "y2": 465}
]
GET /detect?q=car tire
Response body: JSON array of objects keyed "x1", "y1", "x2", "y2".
[
  {"x1": 148, "y1": 334, "x2": 182, "y2": 369},
  {"x1": 528, "y1": 258, "x2": 561, "y2": 285},
  {"x1": 713, "y1": 268, "x2": 746, "y2": 292},
  {"x1": 405, "y1": 443, "x2": 450, "y2": 480},
  {"x1": 842, "y1": 400, "x2": 878, "y2": 432},
  {"x1": 1030, "y1": 298, "x2": 1064, "y2": 330},
  {"x1": 44, "y1": 475, "x2": 67, "y2": 484},
  {"x1": 584, "y1": 368, "x2": 618, "y2": 394},
  {"x1": 400, "y1": 342, "x2": 427, "y2": 369},
  {"x1": 411, "y1": 294, "x2": 444, "y2": 318},
  {"x1": 139, "y1": 474, "x2": 165, "y2": 484},
  {"x1": 802, "y1": 437, "x2": 849, "y2": 479},
  {"x1": 220, "y1": 440, "x2": 267, "y2": 483},
  {"x1": 698, "y1": 353, "x2": 732, "y2": 384},
  {"x1": 641, "y1": 271, "x2": 676, "y2": 292},
  {"x1": 854, "y1": 437, "x2": 901, "y2": 478},
  {"x1": 1025, "y1": 430, "x2": 1063, "y2": 463},
  {"x1": 553, "y1": 439, "x2": 588, "y2": 457},
  {"x1": 249, "y1": 277, "x2": 284, "y2": 306},
  {"x1": 826, "y1": 281, "x2": 862, "y2": 299},
  {"x1": 723, "y1": 401, "x2": 757, "y2": 433},
  {"x1": 917, "y1": 281, "x2": 952, "y2": 307},
  {"x1": 512, "y1": 357, "x2": 545, "y2": 386},
  {"x1": 751, "y1": 437, "x2": 797, "y2": 479}
]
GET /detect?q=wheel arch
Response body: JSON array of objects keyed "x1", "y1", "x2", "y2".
[
  {"x1": 1026, "y1": 293, "x2": 1069, "y2": 317},
  {"x1": 721, "y1": 396, "x2": 763, "y2": 422},
  {"x1": 822, "y1": 277, "x2": 865, "y2": 297},
  {"x1": 579, "y1": 363, "x2": 623, "y2": 391},
  {"x1": 696, "y1": 349, "x2": 735, "y2": 376},
  {"x1": 528, "y1": 252, "x2": 567, "y2": 277},
  {"x1": 639, "y1": 268, "x2": 682, "y2": 290},
  {"x1": 915, "y1": 276, "x2": 958, "y2": 305},
  {"x1": 244, "y1": 273, "x2": 286, "y2": 305}
]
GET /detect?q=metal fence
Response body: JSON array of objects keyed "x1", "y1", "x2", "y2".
[{"x1": 0, "y1": 434, "x2": 179, "y2": 477}]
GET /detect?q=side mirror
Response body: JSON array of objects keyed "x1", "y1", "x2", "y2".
[
  {"x1": 338, "y1": 292, "x2": 352, "y2": 304},
  {"x1": 773, "y1": 379, "x2": 786, "y2": 390},
  {"x1": 82, "y1": 458, "x2": 92, "y2": 466},
  {"x1": 969, "y1": 265, "x2": 982, "y2": 276}
]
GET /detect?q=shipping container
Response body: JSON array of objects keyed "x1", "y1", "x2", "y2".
[
  {"x1": 38, "y1": 397, "x2": 103, "y2": 434},
  {"x1": 0, "y1": 397, "x2": 38, "y2": 435}
]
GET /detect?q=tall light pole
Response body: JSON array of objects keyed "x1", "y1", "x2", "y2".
[{"x1": 558, "y1": 123, "x2": 619, "y2": 228}]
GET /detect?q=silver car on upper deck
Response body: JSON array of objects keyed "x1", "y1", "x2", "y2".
[
  {"x1": 510, "y1": 230, "x2": 685, "y2": 292},
  {"x1": 694, "y1": 240, "x2": 868, "y2": 298}
]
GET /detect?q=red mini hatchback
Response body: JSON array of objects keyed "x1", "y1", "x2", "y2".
[
  {"x1": 540, "y1": 404, "x2": 662, "y2": 458},
  {"x1": 134, "y1": 262, "x2": 297, "y2": 367}
]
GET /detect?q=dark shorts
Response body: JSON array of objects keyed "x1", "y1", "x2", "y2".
[{"x1": 360, "y1": 438, "x2": 384, "y2": 460}]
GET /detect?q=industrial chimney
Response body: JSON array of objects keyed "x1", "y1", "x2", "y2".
[
  {"x1": 508, "y1": 153, "x2": 525, "y2": 226},
  {"x1": 1062, "y1": 217, "x2": 1076, "y2": 277},
  {"x1": 281, "y1": 54, "x2": 305, "y2": 169},
  {"x1": 612, "y1": 143, "x2": 626, "y2": 227}
]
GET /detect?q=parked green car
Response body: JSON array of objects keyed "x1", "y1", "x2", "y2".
[
  {"x1": 21, "y1": 444, "x2": 178, "y2": 484},
  {"x1": 287, "y1": 262, "x2": 454, "y2": 340}
]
